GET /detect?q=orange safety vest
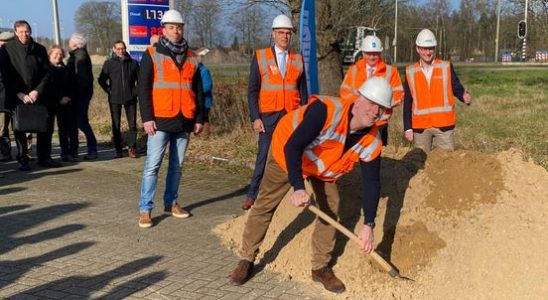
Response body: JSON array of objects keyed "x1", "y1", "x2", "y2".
[
  {"x1": 405, "y1": 59, "x2": 455, "y2": 129},
  {"x1": 340, "y1": 58, "x2": 404, "y2": 126},
  {"x1": 272, "y1": 95, "x2": 383, "y2": 182},
  {"x1": 148, "y1": 46, "x2": 199, "y2": 119},
  {"x1": 256, "y1": 48, "x2": 304, "y2": 113}
]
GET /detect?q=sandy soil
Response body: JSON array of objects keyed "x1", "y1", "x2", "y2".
[{"x1": 214, "y1": 148, "x2": 548, "y2": 299}]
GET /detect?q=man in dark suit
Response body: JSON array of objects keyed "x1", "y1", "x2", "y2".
[{"x1": 242, "y1": 14, "x2": 308, "y2": 210}]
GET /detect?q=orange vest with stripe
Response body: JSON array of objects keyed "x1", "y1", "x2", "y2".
[
  {"x1": 272, "y1": 95, "x2": 383, "y2": 182},
  {"x1": 405, "y1": 59, "x2": 455, "y2": 129},
  {"x1": 340, "y1": 58, "x2": 404, "y2": 126},
  {"x1": 256, "y1": 48, "x2": 304, "y2": 113},
  {"x1": 148, "y1": 46, "x2": 199, "y2": 119}
]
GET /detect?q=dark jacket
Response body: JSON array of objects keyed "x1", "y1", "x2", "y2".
[
  {"x1": 138, "y1": 42, "x2": 204, "y2": 133},
  {"x1": 67, "y1": 47, "x2": 94, "y2": 99},
  {"x1": 0, "y1": 59, "x2": 5, "y2": 112},
  {"x1": 0, "y1": 38, "x2": 50, "y2": 110},
  {"x1": 98, "y1": 53, "x2": 139, "y2": 104},
  {"x1": 46, "y1": 63, "x2": 75, "y2": 106}
]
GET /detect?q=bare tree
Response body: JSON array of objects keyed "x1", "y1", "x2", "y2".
[
  {"x1": 191, "y1": 0, "x2": 222, "y2": 47},
  {"x1": 230, "y1": 4, "x2": 268, "y2": 55},
  {"x1": 74, "y1": 1, "x2": 122, "y2": 54}
]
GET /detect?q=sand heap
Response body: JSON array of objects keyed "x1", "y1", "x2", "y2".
[{"x1": 214, "y1": 148, "x2": 548, "y2": 299}]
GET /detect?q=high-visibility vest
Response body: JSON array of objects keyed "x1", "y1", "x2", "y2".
[
  {"x1": 148, "y1": 46, "x2": 199, "y2": 119},
  {"x1": 271, "y1": 95, "x2": 383, "y2": 182},
  {"x1": 340, "y1": 58, "x2": 404, "y2": 126},
  {"x1": 405, "y1": 59, "x2": 455, "y2": 129},
  {"x1": 256, "y1": 48, "x2": 304, "y2": 113}
]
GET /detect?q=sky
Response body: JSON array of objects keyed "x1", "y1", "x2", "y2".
[
  {"x1": 0, "y1": 0, "x2": 461, "y2": 39},
  {"x1": 0, "y1": 0, "x2": 117, "y2": 38}
]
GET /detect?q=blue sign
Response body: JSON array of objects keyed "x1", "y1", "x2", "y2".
[
  {"x1": 300, "y1": 0, "x2": 319, "y2": 95},
  {"x1": 123, "y1": 0, "x2": 170, "y2": 61}
]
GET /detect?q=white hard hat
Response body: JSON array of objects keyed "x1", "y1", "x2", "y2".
[
  {"x1": 358, "y1": 77, "x2": 393, "y2": 108},
  {"x1": 360, "y1": 35, "x2": 383, "y2": 52},
  {"x1": 416, "y1": 29, "x2": 437, "y2": 47},
  {"x1": 272, "y1": 14, "x2": 293, "y2": 30},
  {"x1": 161, "y1": 9, "x2": 184, "y2": 25}
]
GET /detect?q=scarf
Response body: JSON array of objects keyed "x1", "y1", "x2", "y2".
[{"x1": 159, "y1": 36, "x2": 188, "y2": 55}]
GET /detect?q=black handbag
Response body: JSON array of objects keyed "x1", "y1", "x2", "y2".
[{"x1": 12, "y1": 104, "x2": 49, "y2": 133}]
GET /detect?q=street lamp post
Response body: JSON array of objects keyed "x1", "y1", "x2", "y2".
[
  {"x1": 52, "y1": 0, "x2": 62, "y2": 44},
  {"x1": 393, "y1": 0, "x2": 398, "y2": 64},
  {"x1": 495, "y1": 0, "x2": 501, "y2": 62}
]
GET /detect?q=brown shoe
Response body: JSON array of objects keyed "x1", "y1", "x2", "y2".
[
  {"x1": 312, "y1": 267, "x2": 346, "y2": 294},
  {"x1": 164, "y1": 203, "x2": 190, "y2": 218},
  {"x1": 128, "y1": 148, "x2": 137, "y2": 158},
  {"x1": 229, "y1": 260, "x2": 253, "y2": 286},
  {"x1": 138, "y1": 212, "x2": 152, "y2": 228},
  {"x1": 241, "y1": 198, "x2": 255, "y2": 210}
]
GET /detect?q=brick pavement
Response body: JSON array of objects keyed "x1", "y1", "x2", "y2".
[{"x1": 0, "y1": 147, "x2": 328, "y2": 299}]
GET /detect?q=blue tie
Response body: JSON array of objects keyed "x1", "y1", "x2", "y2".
[{"x1": 279, "y1": 51, "x2": 287, "y2": 78}]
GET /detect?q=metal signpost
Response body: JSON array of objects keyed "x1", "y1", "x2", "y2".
[{"x1": 121, "y1": 0, "x2": 172, "y2": 61}]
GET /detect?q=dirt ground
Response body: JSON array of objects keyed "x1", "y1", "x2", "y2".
[{"x1": 214, "y1": 148, "x2": 548, "y2": 299}]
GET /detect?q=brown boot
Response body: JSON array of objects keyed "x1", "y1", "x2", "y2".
[
  {"x1": 128, "y1": 148, "x2": 137, "y2": 158},
  {"x1": 312, "y1": 267, "x2": 346, "y2": 294},
  {"x1": 164, "y1": 203, "x2": 190, "y2": 218},
  {"x1": 229, "y1": 260, "x2": 253, "y2": 286},
  {"x1": 138, "y1": 212, "x2": 152, "y2": 228}
]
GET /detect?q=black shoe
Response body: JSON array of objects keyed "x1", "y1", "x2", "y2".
[
  {"x1": 84, "y1": 152, "x2": 98, "y2": 160},
  {"x1": 312, "y1": 267, "x2": 346, "y2": 294},
  {"x1": 62, "y1": 155, "x2": 79, "y2": 162},
  {"x1": 19, "y1": 163, "x2": 31, "y2": 171},
  {"x1": 229, "y1": 260, "x2": 253, "y2": 286},
  {"x1": 38, "y1": 159, "x2": 62, "y2": 168}
]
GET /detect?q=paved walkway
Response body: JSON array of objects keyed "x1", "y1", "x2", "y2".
[{"x1": 0, "y1": 146, "x2": 327, "y2": 299}]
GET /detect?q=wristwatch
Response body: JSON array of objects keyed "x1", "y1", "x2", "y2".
[{"x1": 365, "y1": 222, "x2": 375, "y2": 229}]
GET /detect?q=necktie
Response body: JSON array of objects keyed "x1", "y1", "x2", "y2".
[
  {"x1": 368, "y1": 68, "x2": 374, "y2": 78},
  {"x1": 279, "y1": 51, "x2": 287, "y2": 78}
]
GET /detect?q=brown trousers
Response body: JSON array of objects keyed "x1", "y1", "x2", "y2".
[{"x1": 240, "y1": 150, "x2": 340, "y2": 270}]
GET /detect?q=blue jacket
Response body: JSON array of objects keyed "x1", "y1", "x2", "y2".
[{"x1": 198, "y1": 63, "x2": 213, "y2": 109}]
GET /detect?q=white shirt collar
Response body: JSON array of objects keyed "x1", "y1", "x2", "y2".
[{"x1": 274, "y1": 45, "x2": 288, "y2": 55}]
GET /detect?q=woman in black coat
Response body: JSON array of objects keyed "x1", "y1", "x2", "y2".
[{"x1": 48, "y1": 45, "x2": 79, "y2": 161}]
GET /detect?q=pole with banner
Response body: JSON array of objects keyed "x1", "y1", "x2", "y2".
[
  {"x1": 121, "y1": 0, "x2": 172, "y2": 61},
  {"x1": 299, "y1": 0, "x2": 319, "y2": 95}
]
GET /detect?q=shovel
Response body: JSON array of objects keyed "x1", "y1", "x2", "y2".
[{"x1": 307, "y1": 204, "x2": 411, "y2": 280}]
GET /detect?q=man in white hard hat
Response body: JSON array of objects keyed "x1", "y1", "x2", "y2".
[
  {"x1": 339, "y1": 36, "x2": 404, "y2": 220},
  {"x1": 241, "y1": 14, "x2": 308, "y2": 210},
  {"x1": 403, "y1": 28, "x2": 471, "y2": 152},
  {"x1": 229, "y1": 77, "x2": 393, "y2": 294},
  {"x1": 137, "y1": 9, "x2": 204, "y2": 228}
]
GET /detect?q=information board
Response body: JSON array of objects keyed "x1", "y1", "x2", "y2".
[{"x1": 122, "y1": 0, "x2": 171, "y2": 61}]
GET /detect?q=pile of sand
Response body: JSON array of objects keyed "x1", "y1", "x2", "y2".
[{"x1": 214, "y1": 148, "x2": 548, "y2": 299}]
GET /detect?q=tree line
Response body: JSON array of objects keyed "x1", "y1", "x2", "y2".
[{"x1": 73, "y1": 0, "x2": 547, "y2": 65}]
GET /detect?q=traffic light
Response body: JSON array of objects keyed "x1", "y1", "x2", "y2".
[{"x1": 518, "y1": 20, "x2": 527, "y2": 39}]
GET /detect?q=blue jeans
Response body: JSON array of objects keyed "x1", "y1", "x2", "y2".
[{"x1": 139, "y1": 130, "x2": 190, "y2": 213}]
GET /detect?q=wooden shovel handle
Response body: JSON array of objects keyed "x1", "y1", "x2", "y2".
[{"x1": 307, "y1": 205, "x2": 399, "y2": 277}]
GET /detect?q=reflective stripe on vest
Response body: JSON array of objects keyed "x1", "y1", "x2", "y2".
[
  {"x1": 281, "y1": 96, "x2": 381, "y2": 179},
  {"x1": 256, "y1": 48, "x2": 303, "y2": 113},
  {"x1": 148, "y1": 46, "x2": 198, "y2": 119},
  {"x1": 151, "y1": 50, "x2": 197, "y2": 90},
  {"x1": 407, "y1": 60, "x2": 452, "y2": 116}
]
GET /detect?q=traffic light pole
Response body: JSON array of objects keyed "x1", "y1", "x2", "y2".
[{"x1": 522, "y1": 0, "x2": 528, "y2": 61}]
